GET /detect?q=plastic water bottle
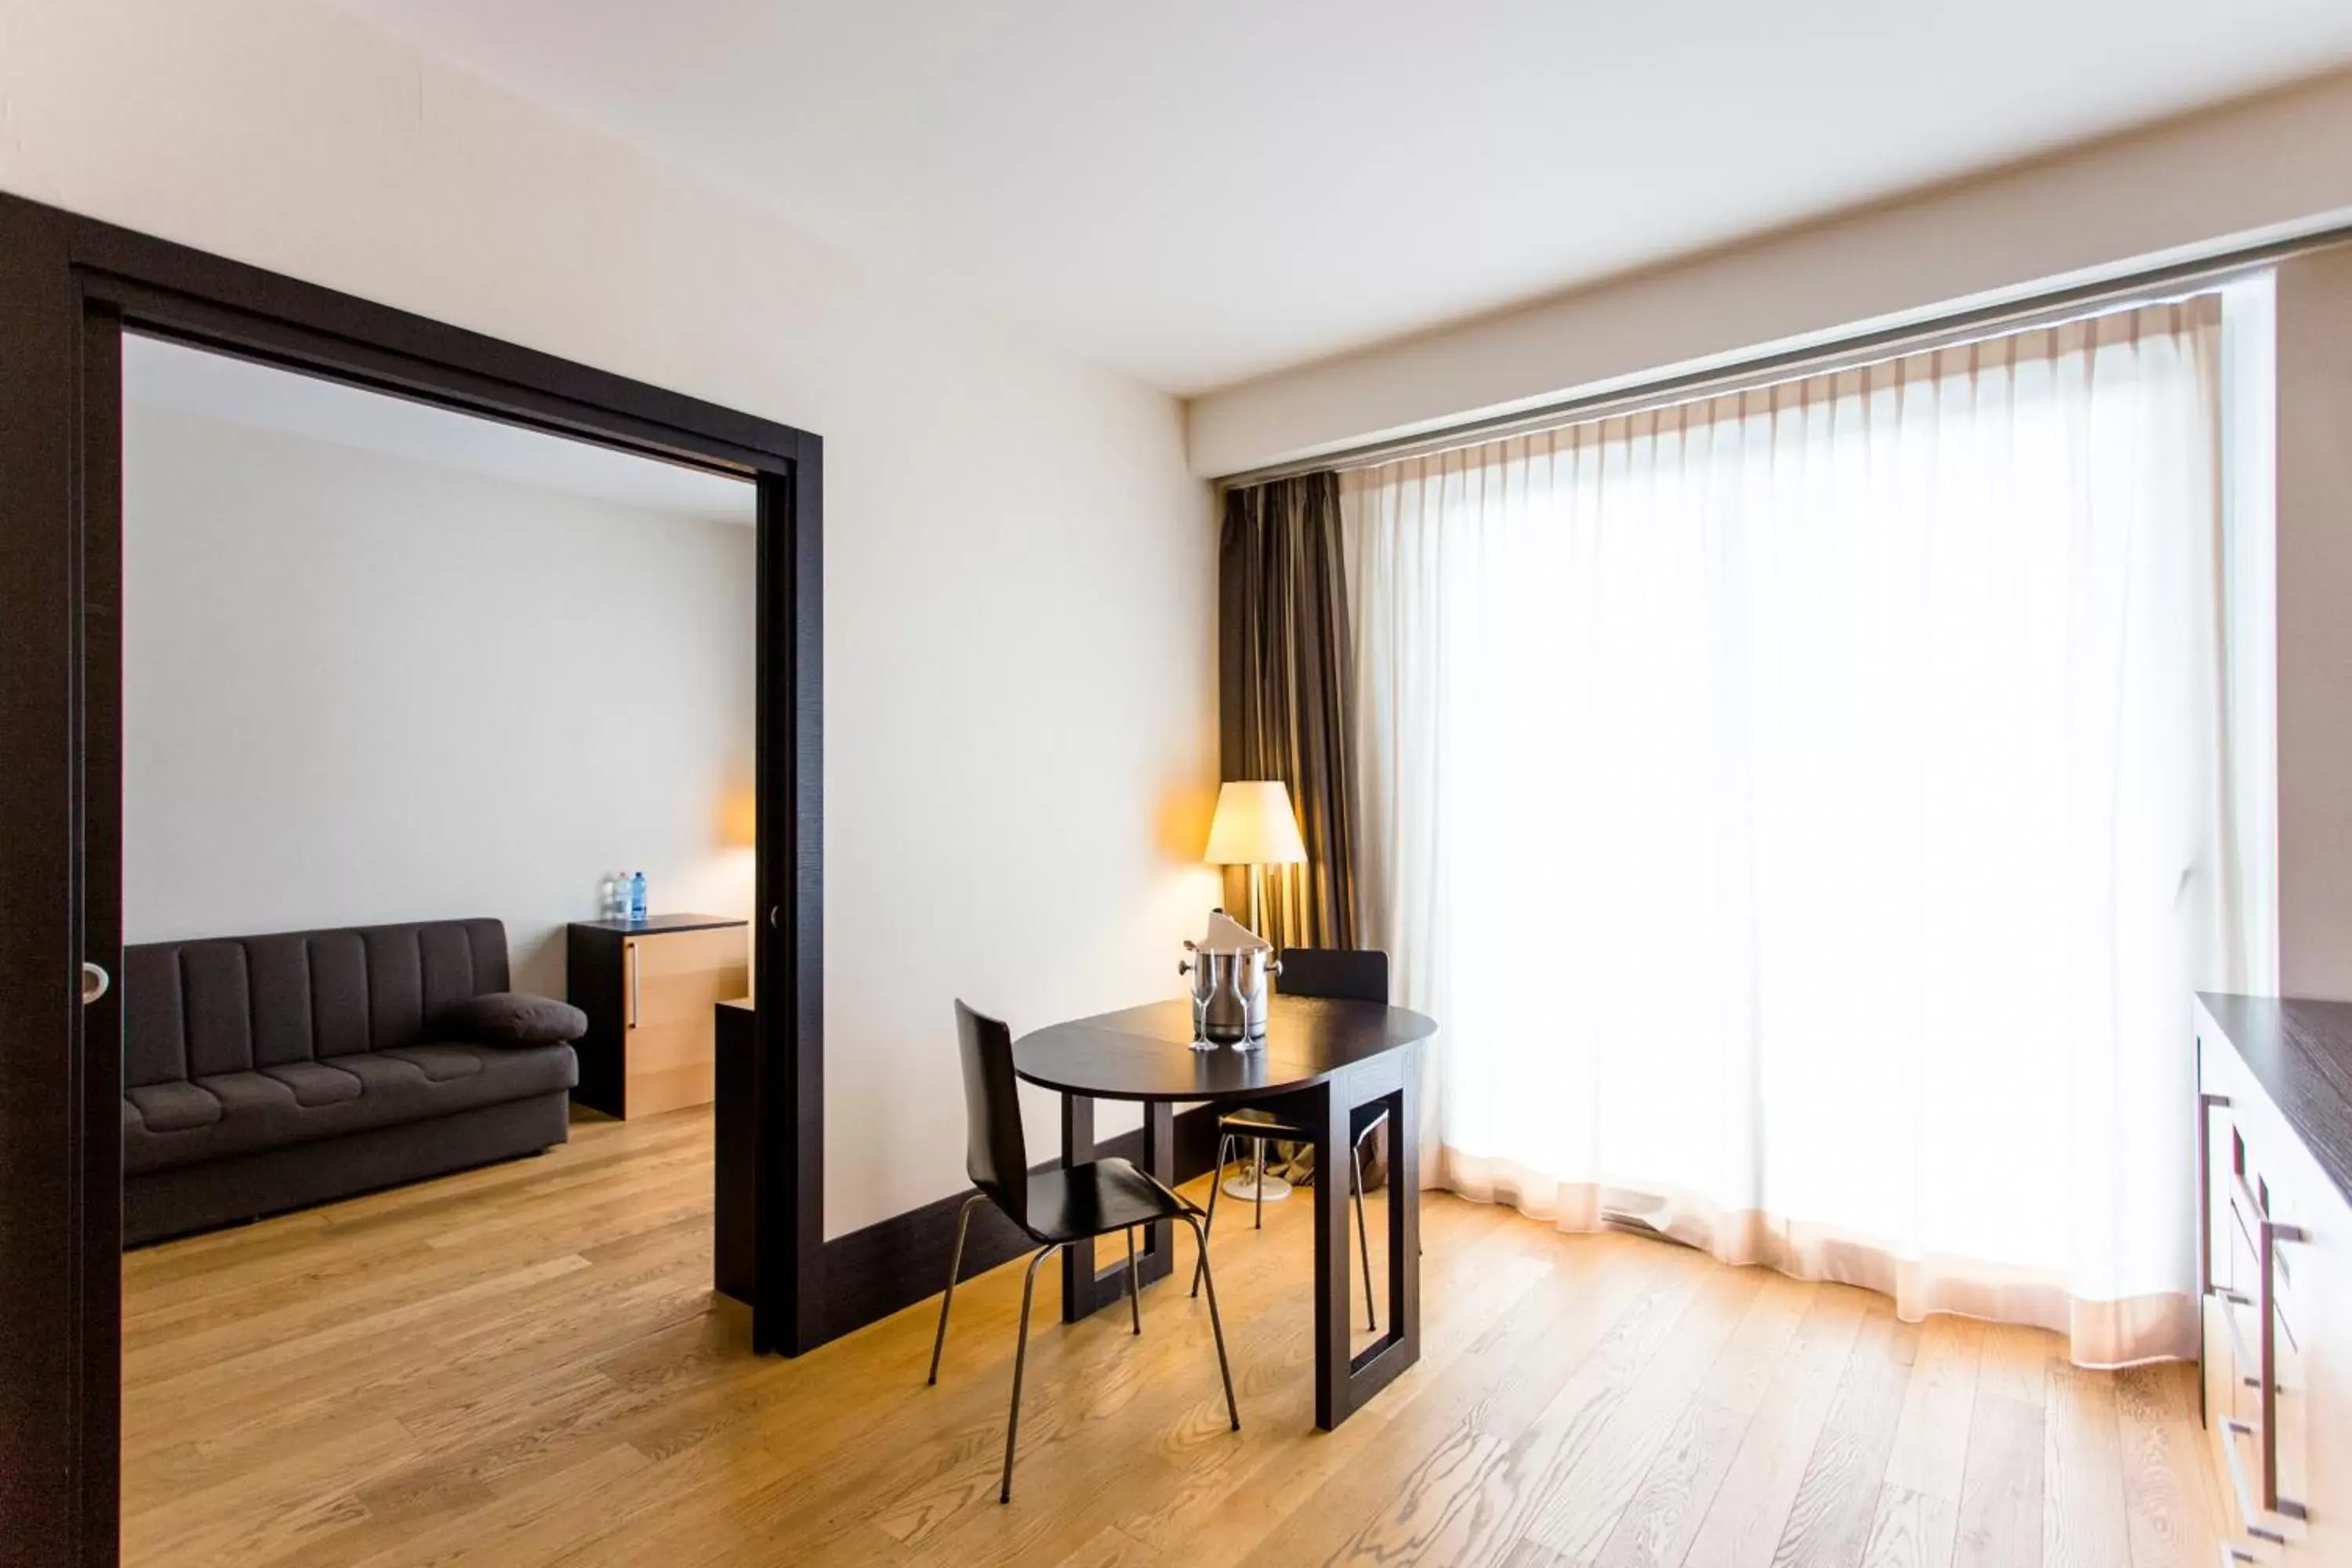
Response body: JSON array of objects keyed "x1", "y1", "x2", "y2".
[
  {"x1": 606, "y1": 873, "x2": 630, "y2": 922},
  {"x1": 629, "y1": 871, "x2": 648, "y2": 924}
]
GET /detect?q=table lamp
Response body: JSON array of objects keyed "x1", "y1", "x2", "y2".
[{"x1": 1203, "y1": 779, "x2": 1308, "y2": 935}]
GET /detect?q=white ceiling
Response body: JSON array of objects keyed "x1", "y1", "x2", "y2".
[
  {"x1": 327, "y1": 0, "x2": 2352, "y2": 394},
  {"x1": 123, "y1": 336, "x2": 758, "y2": 524}
]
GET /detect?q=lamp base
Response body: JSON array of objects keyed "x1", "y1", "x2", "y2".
[{"x1": 1221, "y1": 1171, "x2": 1294, "y2": 1203}]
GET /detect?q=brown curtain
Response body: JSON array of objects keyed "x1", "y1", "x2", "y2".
[{"x1": 1218, "y1": 472, "x2": 1358, "y2": 951}]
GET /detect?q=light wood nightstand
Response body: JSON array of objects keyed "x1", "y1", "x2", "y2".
[{"x1": 566, "y1": 915, "x2": 749, "y2": 1119}]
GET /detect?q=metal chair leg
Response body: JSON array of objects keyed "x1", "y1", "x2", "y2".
[
  {"x1": 1180, "y1": 1213, "x2": 1240, "y2": 1432},
  {"x1": 1363, "y1": 1109, "x2": 1425, "y2": 1259},
  {"x1": 1000, "y1": 1243, "x2": 1057, "y2": 1504},
  {"x1": 1125, "y1": 1225, "x2": 1142, "y2": 1335},
  {"x1": 1351, "y1": 1142, "x2": 1377, "y2": 1332},
  {"x1": 1192, "y1": 1131, "x2": 1230, "y2": 1298},
  {"x1": 1253, "y1": 1135, "x2": 1266, "y2": 1229},
  {"x1": 927, "y1": 1192, "x2": 985, "y2": 1385}
]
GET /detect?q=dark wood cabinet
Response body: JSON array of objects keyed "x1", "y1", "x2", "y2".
[
  {"x1": 715, "y1": 999, "x2": 757, "y2": 1305},
  {"x1": 566, "y1": 916, "x2": 749, "y2": 1120}
]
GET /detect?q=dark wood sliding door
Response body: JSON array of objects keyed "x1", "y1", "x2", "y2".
[
  {"x1": 0, "y1": 190, "x2": 823, "y2": 1566},
  {"x1": 0, "y1": 187, "x2": 113, "y2": 1568}
]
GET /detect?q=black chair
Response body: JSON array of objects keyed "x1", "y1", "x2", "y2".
[
  {"x1": 1189, "y1": 947, "x2": 1388, "y2": 1331},
  {"x1": 927, "y1": 1000, "x2": 1239, "y2": 1503}
]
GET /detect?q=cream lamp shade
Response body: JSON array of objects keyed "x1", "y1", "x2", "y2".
[{"x1": 1203, "y1": 780, "x2": 1308, "y2": 866}]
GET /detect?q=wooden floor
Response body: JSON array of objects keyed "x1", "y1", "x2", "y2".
[{"x1": 124, "y1": 1107, "x2": 2227, "y2": 1568}]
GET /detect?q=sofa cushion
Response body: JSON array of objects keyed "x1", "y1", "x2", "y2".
[
  {"x1": 351, "y1": 1044, "x2": 575, "y2": 1109},
  {"x1": 437, "y1": 992, "x2": 590, "y2": 1047},
  {"x1": 125, "y1": 1080, "x2": 224, "y2": 1134},
  {"x1": 262, "y1": 1060, "x2": 367, "y2": 1108},
  {"x1": 383, "y1": 1045, "x2": 485, "y2": 1083},
  {"x1": 122, "y1": 1042, "x2": 576, "y2": 1176}
]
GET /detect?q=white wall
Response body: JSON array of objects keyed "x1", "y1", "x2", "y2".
[
  {"x1": 1189, "y1": 69, "x2": 2352, "y2": 476},
  {"x1": 2276, "y1": 245, "x2": 2352, "y2": 1000},
  {"x1": 0, "y1": 0, "x2": 1219, "y2": 1236},
  {"x1": 122, "y1": 400, "x2": 757, "y2": 997}
]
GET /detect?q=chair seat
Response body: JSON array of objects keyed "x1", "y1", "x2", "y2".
[
  {"x1": 1018, "y1": 1156, "x2": 1193, "y2": 1244},
  {"x1": 1218, "y1": 1105, "x2": 1316, "y2": 1141}
]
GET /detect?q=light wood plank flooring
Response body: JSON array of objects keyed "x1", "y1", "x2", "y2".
[{"x1": 124, "y1": 1108, "x2": 2225, "y2": 1567}]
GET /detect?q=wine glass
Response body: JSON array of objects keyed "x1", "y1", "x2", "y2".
[{"x1": 1181, "y1": 941, "x2": 1216, "y2": 1049}]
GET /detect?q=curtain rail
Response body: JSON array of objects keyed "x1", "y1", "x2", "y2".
[{"x1": 1214, "y1": 219, "x2": 2352, "y2": 487}]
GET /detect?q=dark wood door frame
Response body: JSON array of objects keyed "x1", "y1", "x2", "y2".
[{"x1": 0, "y1": 190, "x2": 827, "y2": 1566}]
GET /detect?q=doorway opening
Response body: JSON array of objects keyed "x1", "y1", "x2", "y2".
[{"x1": 114, "y1": 336, "x2": 772, "y2": 1563}]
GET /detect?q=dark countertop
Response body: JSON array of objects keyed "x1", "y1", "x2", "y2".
[
  {"x1": 2199, "y1": 993, "x2": 2352, "y2": 1207},
  {"x1": 569, "y1": 913, "x2": 749, "y2": 936}
]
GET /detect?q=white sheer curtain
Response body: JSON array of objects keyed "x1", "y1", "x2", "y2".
[{"x1": 1344, "y1": 298, "x2": 2256, "y2": 1365}]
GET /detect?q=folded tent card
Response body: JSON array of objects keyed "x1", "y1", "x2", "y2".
[{"x1": 1195, "y1": 908, "x2": 1272, "y2": 955}]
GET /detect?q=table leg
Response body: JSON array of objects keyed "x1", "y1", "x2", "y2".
[
  {"x1": 1059, "y1": 1093, "x2": 1099, "y2": 1322},
  {"x1": 1309, "y1": 1077, "x2": 1352, "y2": 1427},
  {"x1": 1389, "y1": 1055, "x2": 1421, "y2": 1370},
  {"x1": 1311, "y1": 1051, "x2": 1421, "y2": 1430},
  {"x1": 1058, "y1": 1095, "x2": 1175, "y2": 1323},
  {"x1": 1138, "y1": 1102, "x2": 1176, "y2": 1293}
]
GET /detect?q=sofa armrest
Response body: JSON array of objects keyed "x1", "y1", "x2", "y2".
[{"x1": 438, "y1": 992, "x2": 589, "y2": 1047}]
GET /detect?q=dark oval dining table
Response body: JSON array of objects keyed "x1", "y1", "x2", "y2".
[{"x1": 1014, "y1": 993, "x2": 1436, "y2": 1430}]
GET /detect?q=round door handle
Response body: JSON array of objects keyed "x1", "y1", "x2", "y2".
[{"x1": 82, "y1": 962, "x2": 111, "y2": 1004}]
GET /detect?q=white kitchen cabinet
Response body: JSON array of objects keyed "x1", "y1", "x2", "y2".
[{"x1": 2198, "y1": 994, "x2": 2352, "y2": 1566}]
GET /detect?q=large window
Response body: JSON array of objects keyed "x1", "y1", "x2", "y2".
[{"x1": 1345, "y1": 292, "x2": 2270, "y2": 1364}]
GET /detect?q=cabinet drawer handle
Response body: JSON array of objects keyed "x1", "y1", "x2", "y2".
[
  {"x1": 2222, "y1": 1421, "x2": 2294, "y2": 1542},
  {"x1": 628, "y1": 942, "x2": 641, "y2": 1031},
  {"x1": 2253, "y1": 1208, "x2": 2307, "y2": 1523},
  {"x1": 2200, "y1": 1091, "x2": 2231, "y2": 1299}
]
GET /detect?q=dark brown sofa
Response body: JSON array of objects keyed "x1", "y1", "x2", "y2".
[{"x1": 122, "y1": 917, "x2": 578, "y2": 1246}]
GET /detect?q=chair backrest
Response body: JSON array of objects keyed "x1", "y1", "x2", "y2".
[
  {"x1": 953, "y1": 1000, "x2": 1029, "y2": 1226},
  {"x1": 1275, "y1": 946, "x2": 1390, "y2": 1004}
]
